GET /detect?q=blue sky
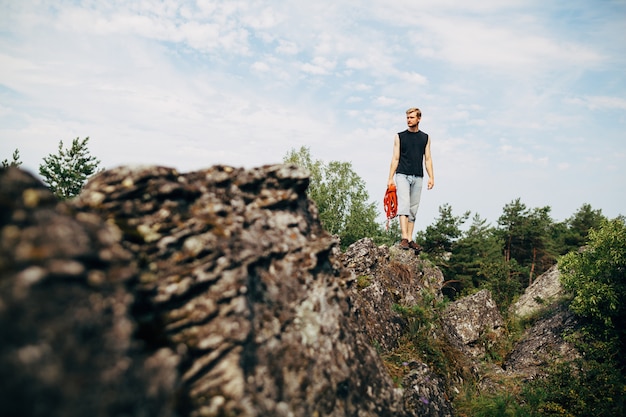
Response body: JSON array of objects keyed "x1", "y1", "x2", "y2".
[{"x1": 1, "y1": 0, "x2": 625, "y2": 232}]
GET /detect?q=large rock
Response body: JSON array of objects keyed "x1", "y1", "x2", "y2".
[
  {"x1": 4, "y1": 165, "x2": 436, "y2": 417},
  {"x1": 511, "y1": 265, "x2": 565, "y2": 318},
  {"x1": 4, "y1": 163, "x2": 578, "y2": 417},
  {"x1": 504, "y1": 305, "x2": 580, "y2": 380},
  {"x1": 0, "y1": 167, "x2": 177, "y2": 417},
  {"x1": 504, "y1": 263, "x2": 580, "y2": 380},
  {"x1": 72, "y1": 164, "x2": 410, "y2": 416},
  {"x1": 341, "y1": 238, "x2": 444, "y2": 353},
  {"x1": 341, "y1": 238, "x2": 454, "y2": 416},
  {"x1": 442, "y1": 290, "x2": 504, "y2": 357}
]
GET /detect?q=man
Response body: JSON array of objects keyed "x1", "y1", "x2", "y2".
[{"x1": 387, "y1": 107, "x2": 434, "y2": 250}]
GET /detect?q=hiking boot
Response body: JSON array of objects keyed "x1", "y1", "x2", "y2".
[
  {"x1": 399, "y1": 239, "x2": 410, "y2": 250},
  {"x1": 409, "y1": 241, "x2": 422, "y2": 253}
]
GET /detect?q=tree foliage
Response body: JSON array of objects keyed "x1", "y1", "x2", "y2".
[
  {"x1": 284, "y1": 146, "x2": 382, "y2": 249},
  {"x1": 416, "y1": 203, "x2": 469, "y2": 259},
  {"x1": 497, "y1": 198, "x2": 556, "y2": 286},
  {"x1": 415, "y1": 200, "x2": 610, "y2": 312},
  {"x1": 39, "y1": 137, "x2": 102, "y2": 200},
  {"x1": 2, "y1": 149, "x2": 22, "y2": 168},
  {"x1": 559, "y1": 218, "x2": 626, "y2": 342}
]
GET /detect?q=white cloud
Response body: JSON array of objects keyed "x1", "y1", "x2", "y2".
[
  {"x1": 251, "y1": 61, "x2": 270, "y2": 72},
  {"x1": 299, "y1": 56, "x2": 336, "y2": 75},
  {"x1": 566, "y1": 95, "x2": 626, "y2": 111},
  {"x1": 275, "y1": 40, "x2": 299, "y2": 55}
]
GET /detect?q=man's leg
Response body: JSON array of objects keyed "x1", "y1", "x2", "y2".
[
  {"x1": 399, "y1": 215, "x2": 410, "y2": 240},
  {"x1": 407, "y1": 220, "x2": 415, "y2": 241},
  {"x1": 396, "y1": 174, "x2": 412, "y2": 247}
]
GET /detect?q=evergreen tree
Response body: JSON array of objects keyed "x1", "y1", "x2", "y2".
[
  {"x1": 415, "y1": 203, "x2": 469, "y2": 259},
  {"x1": 39, "y1": 137, "x2": 102, "y2": 200},
  {"x1": 497, "y1": 198, "x2": 556, "y2": 287},
  {"x1": 554, "y1": 203, "x2": 607, "y2": 254},
  {"x1": 446, "y1": 214, "x2": 502, "y2": 298},
  {"x1": 2, "y1": 149, "x2": 22, "y2": 168}
]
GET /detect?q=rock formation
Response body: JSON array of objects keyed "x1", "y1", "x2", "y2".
[
  {"x1": 0, "y1": 164, "x2": 582, "y2": 417},
  {"x1": 2, "y1": 165, "x2": 440, "y2": 417},
  {"x1": 505, "y1": 265, "x2": 580, "y2": 380},
  {"x1": 442, "y1": 290, "x2": 504, "y2": 358},
  {"x1": 510, "y1": 264, "x2": 565, "y2": 318}
]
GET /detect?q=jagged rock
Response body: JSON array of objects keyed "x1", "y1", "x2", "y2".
[
  {"x1": 504, "y1": 304, "x2": 580, "y2": 379},
  {"x1": 510, "y1": 265, "x2": 565, "y2": 318},
  {"x1": 503, "y1": 265, "x2": 580, "y2": 380},
  {"x1": 341, "y1": 238, "x2": 455, "y2": 416},
  {"x1": 5, "y1": 163, "x2": 581, "y2": 417},
  {"x1": 341, "y1": 238, "x2": 444, "y2": 352},
  {"x1": 72, "y1": 164, "x2": 413, "y2": 417},
  {"x1": 0, "y1": 167, "x2": 176, "y2": 417},
  {"x1": 402, "y1": 362, "x2": 455, "y2": 417},
  {"x1": 4, "y1": 165, "x2": 435, "y2": 417},
  {"x1": 442, "y1": 290, "x2": 504, "y2": 357}
]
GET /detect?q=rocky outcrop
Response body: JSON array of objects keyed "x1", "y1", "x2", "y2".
[
  {"x1": 511, "y1": 264, "x2": 564, "y2": 318},
  {"x1": 0, "y1": 164, "x2": 585, "y2": 417},
  {"x1": 504, "y1": 265, "x2": 580, "y2": 380},
  {"x1": 341, "y1": 238, "x2": 454, "y2": 417},
  {"x1": 442, "y1": 290, "x2": 504, "y2": 358},
  {"x1": 341, "y1": 238, "x2": 444, "y2": 352},
  {"x1": 2, "y1": 165, "x2": 448, "y2": 417},
  {"x1": 504, "y1": 305, "x2": 580, "y2": 380},
  {"x1": 0, "y1": 167, "x2": 174, "y2": 417}
]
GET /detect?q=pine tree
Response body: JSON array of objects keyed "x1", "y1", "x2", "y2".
[
  {"x1": 2, "y1": 149, "x2": 22, "y2": 168},
  {"x1": 39, "y1": 137, "x2": 102, "y2": 200}
]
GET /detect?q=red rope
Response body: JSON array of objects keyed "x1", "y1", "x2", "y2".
[{"x1": 384, "y1": 184, "x2": 397, "y2": 230}]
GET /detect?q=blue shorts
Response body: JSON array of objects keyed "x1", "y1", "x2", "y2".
[{"x1": 396, "y1": 173, "x2": 423, "y2": 222}]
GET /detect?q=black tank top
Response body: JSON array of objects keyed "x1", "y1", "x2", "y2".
[{"x1": 396, "y1": 130, "x2": 428, "y2": 177}]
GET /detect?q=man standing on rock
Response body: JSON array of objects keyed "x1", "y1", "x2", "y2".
[{"x1": 387, "y1": 107, "x2": 435, "y2": 251}]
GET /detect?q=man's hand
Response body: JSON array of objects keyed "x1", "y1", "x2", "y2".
[{"x1": 427, "y1": 178, "x2": 434, "y2": 190}]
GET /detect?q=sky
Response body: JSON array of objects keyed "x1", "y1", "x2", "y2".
[{"x1": 1, "y1": 0, "x2": 625, "y2": 232}]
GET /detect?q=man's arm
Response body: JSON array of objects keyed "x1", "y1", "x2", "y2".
[
  {"x1": 424, "y1": 136, "x2": 434, "y2": 189},
  {"x1": 388, "y1": 134, "x2": 400, "y2": 187}
]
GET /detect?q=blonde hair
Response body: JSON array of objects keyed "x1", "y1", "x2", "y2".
[{"x1": 406, "y1": 107, "x2": 421, "y2": 117}]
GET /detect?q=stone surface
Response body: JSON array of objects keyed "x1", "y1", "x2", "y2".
[
  {"x1": 511, "y1": 264, "x2": 565, "y2": 318},
  {"x1": 341, "y1": 238, "x2": 444, "y2": 353},
  {"x1": 504, "y1": 305, "x2": 580, "y2": 380},
  {"x1": 341, "y1": 238, "x2": 454, "y2": 416},
  {"x1": 504, "y1": 265, "x2": 580, "y2": 380},
  {"x1": 0, "y1": 167, "x2": 176, "y2": 417},
  {"x1": 0, "y1": 164, "x2": 584, "y2": 417},
  {"x1": 2, "y1": 166, "x2": 413, "y2": 416},
  {"x1": 442, "y1": 290, "x2": 504, "y2": 357}
]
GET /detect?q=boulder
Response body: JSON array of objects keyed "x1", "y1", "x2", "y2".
[
  {"x1": 511, "y1": 265, "x2": 565, "y2": 318},
  {"x1": 2, "y1": 163, "x2": 582, "y2": 417},
  {"x1": 341, "y1": 238, "x2": 444, "y2": 353},
  {"x1": 0, "y1": 167, "x2": 177, "y2": 417},
  {"x1": 503, "y1": 264, "x2": 580, "y2": 380},
  {"x1": 504, "y1": 305, "x2": 580, "y2": 380},
  {"x1": 442, "y1": 290, "x2": 504, "y2": 357},
  {"x1": 2, "y1": 165, "x2": 418, "y2": 417}
]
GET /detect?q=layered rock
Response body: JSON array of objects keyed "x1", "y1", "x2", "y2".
[
  {"x1": 505, "y1": 265, "x2": 580, "y2": 380},
  {"x1": 0, "y1": 164, "x2": 584, "y2": 417},
  {"x1": 510, "y1": 264, "x2": 565, "y2": 318},
  {"x1": 1, "y1": 165, "x2": 414, "y2": 417},
  {"x1": 0, "y1": 167, "x2": 175, "y2": 417},
  {"x1": 442, "y1": 290, "x2": 504, "y2": 358},
  {"x1": 504, "y1": 305, "x2": 580, "y2": 379},
  {"x1": 341, "y1": 238, "x2": 444, "y2": 352}
]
